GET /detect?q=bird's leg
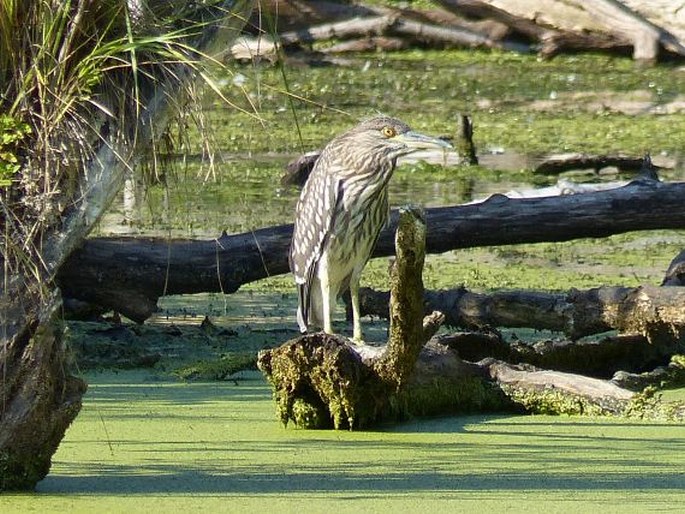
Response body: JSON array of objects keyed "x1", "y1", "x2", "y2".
[
  {"x1": 319, "y1": 265, "x2": 334, "y2": 335},
  {"x1": 349, "y1": 279, "x2": 364, "y2": 345}
]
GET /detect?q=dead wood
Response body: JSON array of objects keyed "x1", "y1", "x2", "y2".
[
  {"x1": 663, "y1": 249, "x2": 685, "y2": 286},
  {"x1": 59, "y1": 179, "x2": 685, "y2": 322},
  {"x1": 373, "y1": 208, "x2": 445, "y2": 388},
  {"x1": 355, "y1": 284, "x2": 685, "y2": 347},
  {"x1": 279, "y1": 15, "x2": 396, "y2": 47},
  {"x1": 437, "y1": 0, "x2": 685, "y2": 60},
  {"x1": 436, "y1": 331, "x2": 667, "y2": 381},
  {"x1": 321, "y1": 36, "x2": 410, "y2": 54},
  {"x1": 533, "y1": 152, "x2": 664, "y2": 175},
  {"x1": 278, "y1": 12, "x2": 526, "y2": 53}
]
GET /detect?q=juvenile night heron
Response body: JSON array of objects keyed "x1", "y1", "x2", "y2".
[{"x1": 289, "y1": 116, "x2": 451, "y2": 343}]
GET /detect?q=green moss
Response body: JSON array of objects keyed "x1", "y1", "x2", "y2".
[
  {"x1": 623, "y1": 386, "x2": 685, "y2": 422},
  {"x1": 400, "y1": 377, "x2": 514, "y2": 418},
  {"x1": 173, "y1": 352, "x2": 257, "y2": 381},
  {"x1": 502, "y1": 385, "x2": 624, "y2": 417}
]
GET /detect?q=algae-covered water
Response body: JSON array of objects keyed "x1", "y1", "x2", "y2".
[
  {"x1": 23, "y1": 47, "x2": 685, "y2": 509},
  {"x1": 2, "y1": 371, "x2": 679, "y2": 512}
]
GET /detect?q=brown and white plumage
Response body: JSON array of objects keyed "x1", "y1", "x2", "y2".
[{"x1": 289, "y1": 116, "x2": 451, "y2": 343}]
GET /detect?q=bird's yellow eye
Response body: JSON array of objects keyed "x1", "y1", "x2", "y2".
[{"x1": 381, "y1": 126, "x2": 396, "y2": 138}]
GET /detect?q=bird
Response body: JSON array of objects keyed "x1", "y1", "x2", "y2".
[{"x1": 289, "y1": 116, "x2": 451, "y2": 344}]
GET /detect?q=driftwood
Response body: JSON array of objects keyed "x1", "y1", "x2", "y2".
[
  {"x1": 276, "y1": 6, "x2": 528, "y2": 54},
  {"x1": 533, "y1": 152, "x2": 664, "y2": 175},
  {"x1": 258, "y1": 209, "x2": 681, "y2": 428},
  {"x1": 434, "y1": 331, "x2": 664, "y2": 381},
  {"x1": 355, "y1": 284, "x2": 685, "y2": 343},
  {"x1": 59, "y1": 178, "x2": 685, "y2": 321},
  {"x1": 251, "y1": 0, "x2": 685, "y2": 62},
  {"x1": 439, "y1": 0, "x2": 685, "y2": 61}
]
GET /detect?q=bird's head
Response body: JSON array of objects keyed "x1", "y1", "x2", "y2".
[{"x1": 337, "y1": 116, "x2": 452, "y2": 165}]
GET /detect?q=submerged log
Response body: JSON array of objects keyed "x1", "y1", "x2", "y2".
[{"x1": 59, "y1": 178, "x2": 685, "y2": 321}]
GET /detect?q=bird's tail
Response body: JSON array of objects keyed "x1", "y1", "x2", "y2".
[
  {"x1": 296, "y1": 283, "x2": 309, "y2": 333},
  {"x1": 297, "y1": 279, "x2": 324, "y2": 333}
]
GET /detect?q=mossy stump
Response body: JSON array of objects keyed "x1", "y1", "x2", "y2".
[{"x1": 258, "y1": 207, "x2": 508, "y2": 428}]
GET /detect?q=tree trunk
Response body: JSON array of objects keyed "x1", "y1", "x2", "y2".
[
  {"x1": 59, "y1": 179, "x2": 685, "y2": 322},
  {"x1": 0, "y1": 1, "x2": 252, "y2": 491}
]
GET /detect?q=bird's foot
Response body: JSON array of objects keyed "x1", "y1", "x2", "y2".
[{"x1": 350, "y1": 336, "x2": 366, "y2": 346}]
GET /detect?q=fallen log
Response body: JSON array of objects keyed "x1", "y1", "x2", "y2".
[
  {"x1": 434, "y1": 331, "x2": 664, "y2": 380},
  {"x1": 279, "y1": 15, "x2": 396, "y2": 46},
  {"x1": 58, "y1": 178, "x2": 685, "y2": 321},
  {"x1": 355, "y1": 283, "x2": 685, "y2": 343},
  {"x1": 440, "y1": 0, "x2": 685, "y2": 61},
  {"x1": 321, "y1": 36, "x2": 409, "y2": 54},
  {"x1": 272, "y1": 1, "x2": 530, "y2": 53},
  {"x1": 663, "y1": 249, "x2": 685, "y2": 286},
  {"x1": 438, "y1": 0, "x2": 632, "y2": 57},
  {"x1": 533, "y1": 152, "x2": 666, "y2": 175}
]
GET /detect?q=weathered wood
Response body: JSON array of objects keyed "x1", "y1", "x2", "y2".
[
  {"x1": 663, "y1": 249, "x2": 685, "y2": 286},
  {"x1": 436, "y1": 331, "x2": 667, "y2": 380},
  {"x1": 321, "y1": 36, "x2": 409, "y2": 54},
  {"x1": 279, "y1": 15, "x2": 396, "y2": 47},
  {"x1": 438, "y1": 0, "x2": 632, "y2": 57},
  {"x1": 374, "y1": 208, "x2": 445, "y2": 388},
  {"x1": 479, "y1": 358, "x2": 635, "y2": 415},
  {"x1": 438, "y1": 0, "x2": 685, "y2": 60},
  {"x1": 59, "y1": 179, "x2": 685, "y2": 321},
  {"x1": 533, "y1": 152, "x2": 663, "y2": 175},
  {"x1": 355, "y1": 284, "x2": 685, "y2": 346}
]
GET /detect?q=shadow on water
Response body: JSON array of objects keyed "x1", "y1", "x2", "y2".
[
  {"x1": 35, "y1": 376, "x2": 685, "y2": 496},
  {"x1": 38, "y1": 461, "x2": 685, "y2": 496}
]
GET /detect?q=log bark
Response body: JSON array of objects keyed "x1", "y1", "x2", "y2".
[
  {"x1": 0, "y1": 1, "x2": 251, "y2": 491},
  {"x1": 274, "y1": 2, "x2": 529, "y2": 53},
  {"x1": 434, "y1": 331, "x2": 662, "y2": 381},
  {"x1": 440, "y1": 0, "x2": 685, "y2": 61},
  {"x1": 533, "y1": 152, "x2": 662, "y2": 175},
  {"x1": 355, "y1": 284, "x2": 685, "y2": 342},
  {"x1": 58, "y1": 178, "x2": 685, "y2": 321},
  {"x1": 663, "y1": 249, "x2": 685, "y2": 286}
]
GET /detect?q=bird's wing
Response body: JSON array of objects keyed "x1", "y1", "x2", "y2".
[{"x1": 289, "y1": 160, "x2": 344, "y2": 332}]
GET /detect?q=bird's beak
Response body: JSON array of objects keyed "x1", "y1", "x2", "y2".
[{"x1": 394, "y1": 131, "x2": 452, "y2": 152}]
